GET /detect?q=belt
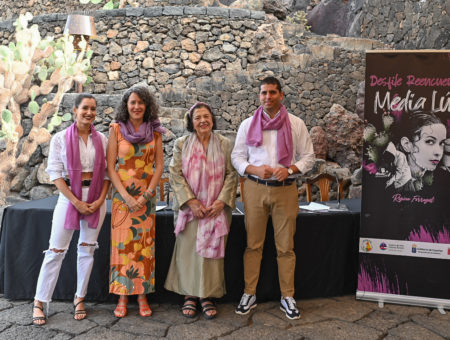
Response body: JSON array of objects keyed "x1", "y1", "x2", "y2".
[
  {"x1": 247, "y1": 176, "x2": 295, "y2": 187},
  {"x1": 64, "y1": 178, "x2": 92, "y2": 187}
]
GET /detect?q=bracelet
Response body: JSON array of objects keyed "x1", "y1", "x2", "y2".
[{"x1": 143, "y1": 188, "x2": 156, "y2": 201}]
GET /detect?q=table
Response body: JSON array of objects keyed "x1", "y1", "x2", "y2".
[{"x1": 0, "y1": 197, "x2": 360, "y2": 303}]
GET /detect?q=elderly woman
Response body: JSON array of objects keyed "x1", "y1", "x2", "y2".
[
  {"x1": 107, "y1": 86, "x2": 164, "y2": 317},
  {"x1": 32, "y1": 93, "x2": 110, "y2": 325},
  {"x1": 164, "y1": 102, "x2": 237, "y2": 319}
]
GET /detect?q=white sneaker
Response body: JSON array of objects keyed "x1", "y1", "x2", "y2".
[
  {"x1": 280, "y1": 296, "x2": 300, "y2": 320},
  {"x1": 235, "y1": 293, "x2": 257, "y2": 315}
]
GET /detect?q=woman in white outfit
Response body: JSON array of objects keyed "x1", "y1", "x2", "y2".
[{"x1": 32, "y1": 93, "x2": 110, "y2": 325}]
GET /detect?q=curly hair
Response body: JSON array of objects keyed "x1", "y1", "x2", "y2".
[
  {"x1": 186, "y1": 103, "x2": 217, "y2": 133},
  {"x1": 115, "y1": 86, "x2": 159, "y2": 123}
]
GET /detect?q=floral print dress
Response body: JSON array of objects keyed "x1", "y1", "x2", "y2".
[{"x1": 109, "y1": 123, "x2": 158, "y2": 295}]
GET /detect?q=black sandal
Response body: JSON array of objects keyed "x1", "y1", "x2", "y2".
[
  {"x1": 181, "y1": 296, "x2": 198, "y2": 318},
  {"x1": 199, "y1": 298, "x2": 216, "y2": 320},
  {"x1": 73, "y1": 299, "x2": 87, "y2": 320},
  {"x1": 32, "y1": 304, "x2": 46, "y2": 326}
]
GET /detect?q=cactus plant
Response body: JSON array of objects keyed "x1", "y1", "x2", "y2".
[{"x1": 0, "y1": 13, "x2": 92, "y2": 204}]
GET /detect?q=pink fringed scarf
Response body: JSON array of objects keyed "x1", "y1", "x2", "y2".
[
  {"x1": 64, "y1": 122, "x2": 105, "y2": 230},
  {"x1": 174, "y1": 133, "x2": 228, "y2": 259},
  {"x1": 246, "y1": 104, "x2": 293, "y2": 167}
]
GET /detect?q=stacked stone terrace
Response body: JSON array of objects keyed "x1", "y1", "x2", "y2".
[{"x1": 0, "y1": 4, "x2": 387, "y2": 201}]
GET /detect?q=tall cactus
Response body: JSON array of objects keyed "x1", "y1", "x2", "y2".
[{"x1": 0, "y1": 13, "x2": 92, "y2": 204}]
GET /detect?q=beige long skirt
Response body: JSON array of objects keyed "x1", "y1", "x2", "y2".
[{"x1": 164, "y1": 208, "x2": 231, "y2": 298}]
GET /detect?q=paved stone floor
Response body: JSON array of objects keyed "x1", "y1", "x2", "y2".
[{"x1": 0, "y1": 295, "x2": 448, "y2": 339}]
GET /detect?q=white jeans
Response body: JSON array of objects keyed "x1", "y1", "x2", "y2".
[{"x1": 34, "y1": 187, "x2": 106, "y2": 303}]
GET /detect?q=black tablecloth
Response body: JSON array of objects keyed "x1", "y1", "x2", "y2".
[{"x1": 0, "y1": 197, "x2": 360, "y2": 302}]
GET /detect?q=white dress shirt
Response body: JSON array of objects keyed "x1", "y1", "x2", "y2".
[
  {"x1": 231, "y1": 111, "x2": 315, "y2": 179},
  {"x1": 46, "y1": 128, "x2": 109, "y2": 181}
]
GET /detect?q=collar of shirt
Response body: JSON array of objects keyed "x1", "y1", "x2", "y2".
[{"x1": 263, "y1": 109, "x2": 280, "y2": 119}]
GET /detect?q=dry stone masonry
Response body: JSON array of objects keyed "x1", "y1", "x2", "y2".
[{"x1": 0, "y1": 3, "x2": 391, "y2": 201}]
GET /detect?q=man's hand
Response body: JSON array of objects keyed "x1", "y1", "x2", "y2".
[
  {"x1": 253, "y1": 165, "x2": 274, "y2": 179},
  {"x1": 272, "y1": 167, "x2": 289, "y2": 181},
  {"x1": 186, "y1": 199, "x2": 208, "y2": 219}
]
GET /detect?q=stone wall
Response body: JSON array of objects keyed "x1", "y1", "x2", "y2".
[
  {"x1": 1, "y1": 7, "x2": 387, "y2": 201},
  {"x1": 0, "y1": 0, "x2": 207, "y2": 19},
  {"x1": 1, "y1": 8, "x2": 383, "y2": 128},
  {"x1": 2, "y1": 0, "x2": 448, "y2": 50},
  {"x1": 356, "y1": 0, "x2": 449, "y2": 49}
]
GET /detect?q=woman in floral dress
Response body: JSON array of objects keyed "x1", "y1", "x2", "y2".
[{"x1": 107, "y1": 86, "x2": 164, "y2": 317}]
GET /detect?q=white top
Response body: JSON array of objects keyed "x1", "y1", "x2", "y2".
[
  {"x1": 231, "y1": 111, "x2": 315, "y2": 179},
  {"x1": 46, "y1": 128, "x2": 109, "y2": 181}
]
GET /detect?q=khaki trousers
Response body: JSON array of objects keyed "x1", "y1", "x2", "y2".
[{"x1": 242, "y1": 178, "x2": 299, "y2": 297}]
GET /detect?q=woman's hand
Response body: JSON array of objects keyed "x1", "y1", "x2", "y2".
[
  {"x1": 206, "y1": 200, "x2": 225, "y2": 218},
  {"x1": 73, "y1": 200, "x2": 94, "y2": 215},
  {"x1": 86, "y1": 198, "x2": 104, "y2": 214},
  {"x1": 137, "y1": 195, "x2": 148, "y2": 207},
  {"x1": 186, "y1": 199, "x2": 208, "y2": 219},
  {"x1": 124, "y1": 193, "x2": 144, "y2": 213}
]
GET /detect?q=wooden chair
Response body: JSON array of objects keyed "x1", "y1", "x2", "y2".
[
  {"x1": 305, "y1": 173, "x2": 345, "y2": 202},
  {"x1": 159, "y1": 177, "x2": 169, "y2": 201}
]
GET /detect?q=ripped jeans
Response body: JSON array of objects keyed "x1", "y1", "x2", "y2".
[{"x1": 34, "y1": 187, "x2": 106, "y2": 303}]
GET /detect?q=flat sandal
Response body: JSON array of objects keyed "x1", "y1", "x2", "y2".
[
  {"x1": 114, "y1": 296, "x2": 128, "y2": 318},
  {"x1": 32, "y1": 304, "x2": 46, "y2": 326},
  {"x1": 181, "y1": 296, "x2": 198, "y2": 318},
  {"x1": 137, "y1": 295, "x2": 152, "y2": 317},
  {"x1": 73, "y1": 299, "x2": 87, "y2": 320},
  {"x1": 199, "y1": 298, "x2": 216, "y2": 320}
]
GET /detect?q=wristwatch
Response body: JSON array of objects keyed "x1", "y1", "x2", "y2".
[{"x1": 287, "y1": 167, "x2": 294, "y2": 175}]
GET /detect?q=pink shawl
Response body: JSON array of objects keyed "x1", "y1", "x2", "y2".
[
  {"x1": 64, "y1": 122, "x2": 105, "y2": 230},
  {"x1": 246, "y1": 104, "x2": 293, "y2": 167},
  {"x1": 174, "y1": 133, "x2": 228, "y2": 259}
]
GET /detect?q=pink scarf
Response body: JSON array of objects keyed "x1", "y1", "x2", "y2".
[
  {"x1": 64, "y1": 122, "x2": 105, "y2": 230},
  {"x1": 246, "y1": 104, "x2": 293, "y2": 167},
  {"x1": 174, "y1": 133, "x2": 228, "y2": 259}
]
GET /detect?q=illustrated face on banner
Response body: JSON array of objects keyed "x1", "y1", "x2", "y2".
[{"x1": 402, "y1": 123, "x2": 447, "y2": 172}]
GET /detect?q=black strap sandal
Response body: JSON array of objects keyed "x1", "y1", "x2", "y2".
[
  {"x1": 73, "y1": 300, "x2": 87, "y2": 320},
  {"x1": 181, "y1": 296, "x2": 198, "y2": 318},
  {"x1": 199, "y1": 298, "x2": 216, "y2": 320},
  {"x1": 32, "y1": 304, "x2": 46, "y2": 326}
]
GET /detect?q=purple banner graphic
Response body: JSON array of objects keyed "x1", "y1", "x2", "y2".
[{"x1": 358, "y1": 52, "x2": 450, "y2": 302}]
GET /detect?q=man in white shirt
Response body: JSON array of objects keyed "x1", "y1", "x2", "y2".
[{"x1": 231, "y1": 76, "x2": 315, "y2": 320}]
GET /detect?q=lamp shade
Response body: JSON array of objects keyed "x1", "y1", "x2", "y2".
[{"x1": 64, "y1": 14, "x2": 96, "y2": 37}]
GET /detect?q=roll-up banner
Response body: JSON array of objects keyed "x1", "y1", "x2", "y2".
[{"x1": 358, "y1": 51, "x2": 450, "y2": 310}]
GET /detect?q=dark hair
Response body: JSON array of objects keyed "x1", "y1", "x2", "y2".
[
  {"x1": 115, "y1": 86, "x2": 159, "y2": 123},
  {"x1": 74, "y1": 93, "x2": 96, "y2": 108},
  {"x1": 393, "y1": 111, "x2": 444, "y2": 152},
  {"x1": 186, "y1": 103, "x2": 217, "y2": 133},
  {"x1": 259, "y1": 76, "x2": 282, "y2": 92}
]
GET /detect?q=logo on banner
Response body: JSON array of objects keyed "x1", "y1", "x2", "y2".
[
  {"x1": 380, "y1": 242, "x2": 387, "y2": 250},
  {"x1": 361, "y1": 239, "x2": 373, "y2": 252},
  {"x1": 448, "y1": 248, "x2": 450, "y2": 256},
  {"x1": 412, "y1": 244, "x2": 417, "y2": 253}
]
